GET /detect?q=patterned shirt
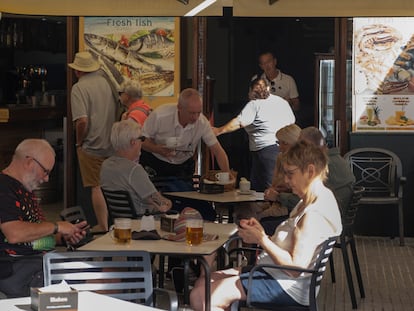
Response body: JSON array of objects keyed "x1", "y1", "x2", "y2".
[{"x1": 0, "y1": 173, "x2": 46, "y2": 255}]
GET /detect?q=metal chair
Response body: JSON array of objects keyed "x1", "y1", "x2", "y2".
[
  {"x1": 101, "y1": 188, "x2": 139, "y2": 226},
  {"x1": 43, "y1": 250, "x2": 178, "y2": 311},
  {"x1": 228, "y1": 236, "x2": 338, "y2": 311},
  {"x1": 344, "y1": 148, "x2": 406, "y2": 246},
  {"x1": 329, "y1": 186, "x2": 365, "y2": 309}
]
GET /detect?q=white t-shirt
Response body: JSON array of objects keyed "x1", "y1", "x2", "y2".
[
  {"x1": 142, "y1": 104, "x2": 218, "y2": 164},
  {"x1": 237, "y1": 94, "x2": 295, "y2": 151},
  {"x1": 252, "y1": 71, "x2": 299, "y2": 100}
]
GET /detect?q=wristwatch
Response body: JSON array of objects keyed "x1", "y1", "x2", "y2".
[{"x1": 53, "y1": 222, "x2": 59, "y2": 234}]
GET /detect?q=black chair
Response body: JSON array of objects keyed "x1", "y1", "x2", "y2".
[
  {"x1": 329, "y1": 186, "x2": 365, "y2": 309},
  {"x1": 43, "y1": 250, "x2": 178, "y2": 311},
  {"x1": 344, "y1": 147, "x2": 406, "y2": 246},
  {"x1": 227, "y1": 236, "x2": 338, "y2": 311},
  {"x1": 101, "y1": 188, "x2": 139, "y2": 226}
]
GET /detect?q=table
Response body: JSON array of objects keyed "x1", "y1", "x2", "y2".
[
  {"x1": 165, "y1": 190, "x2": 264, "y2": 223},
  {"x1": 79, "y1": 220, "x2": 238, "y2": 311},
  {"x1": 0, "y1": 291, "x2": 162, "y2": 310}
]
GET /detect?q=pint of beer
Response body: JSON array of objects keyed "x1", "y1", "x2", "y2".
[
  {"x1": 113, "y1": 218, "x2": 132, "y2": 244},
  {"x1": 186, "y1": 219, "x2": 203, "y2": 246}
]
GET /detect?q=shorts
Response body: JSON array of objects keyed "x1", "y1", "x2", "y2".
[
  {"x1": 240, "y1": 265, "x2": 303, "y2": 308},
  {"x1": 0, "y1": 255, "x2": 44, "y2": 298},
  {"x1": 77, "y1": 147, "x2": 106, "y2": 187}
]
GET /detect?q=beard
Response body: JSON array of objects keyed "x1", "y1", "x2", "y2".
[{"x1": 22, "y1": 170, "x2": 42, "y2": 192}]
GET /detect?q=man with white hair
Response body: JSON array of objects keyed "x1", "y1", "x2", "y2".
[
  {"x1": 101, "y1": 120, "x2": 172, "y2": 215},
  {"x1": 0, "y1": 139, "x2": 88, "y2": 297}
]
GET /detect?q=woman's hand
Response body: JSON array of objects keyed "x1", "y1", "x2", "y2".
[
  {"x1": 238, "y1": 218, "x2": 266, "y2": 244},
  {"x1": 264, "y1": 187, "x2": 279, "y2": 202}
]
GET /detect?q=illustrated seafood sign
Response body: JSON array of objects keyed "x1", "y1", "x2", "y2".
[
  {"x1": 83, "y1": 17, "x2": 176, "y2": 97},
  {"x1": 353, "y1": 17, "x2": 414, "y2": 132}
]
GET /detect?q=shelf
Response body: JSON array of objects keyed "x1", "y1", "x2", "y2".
[{"x1": 0, "y1": 105, "x2": 64, "y2": 124}]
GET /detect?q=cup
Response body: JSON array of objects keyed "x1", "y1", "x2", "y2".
[
  {"x1": 395, "y1": 110, "x2": 405, "y2": 120},
  {"x1": 215, "y1": 172, "x2": 230, "y2": 183},
  {"x1": 186, "y1": 219, "x2": 203, "y2": 246},
  {"x1": 165, "y1": 137, "x2": 179, "y2": 148},
  {"x1": 239, "y1": 180, "x2": 251, "y2": 192},
  {"x1": 111, "y1": 218, "x2": 132, "y2": 244}
]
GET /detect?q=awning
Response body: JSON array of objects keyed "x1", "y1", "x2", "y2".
[
  {"x1": 0, "y1": 0, "x2": 225, "y2": 16},
  {"x1": 233, "y1": 0, "x2": 414, "y2": 17}
]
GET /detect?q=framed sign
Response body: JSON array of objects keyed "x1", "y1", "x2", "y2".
[
  {"x1": 353, "y1": 17, "x2": 414, "y2": 132},
  {"x1": 79, "y1": 17, "x2": 180, "y2": 108}
]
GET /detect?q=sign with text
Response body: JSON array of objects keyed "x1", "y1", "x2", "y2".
[
  {"x1": 353, "y1": 17, "x2": 414, "y2": 132},
  {"x1": 81, "y1": 17, "x2": 180, "y2": 107}
]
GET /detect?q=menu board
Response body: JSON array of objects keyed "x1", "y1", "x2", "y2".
[{"x1": 353, "y1": 17, "x2": 414, "y2": 132}]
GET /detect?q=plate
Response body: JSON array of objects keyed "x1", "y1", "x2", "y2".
[
  {"x1": 216, "y1": 180, "x2": 234, "y2": 185},
  {"x1": 237, "y1": 190, "x2": 255, "y2": 195}
]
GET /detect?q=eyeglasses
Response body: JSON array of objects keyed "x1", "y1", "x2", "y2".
[
  {"x1": 135, "y1": 136, "x2": 146, "y2": 142},
  {"x1": 270, "y1": 81, "x2": 276, "y2": 93},
  {"x1": 283, "y1": 167, "x2": 299, "y2": 177},
  {"x1": 26, "y1": 156, "x2": 51, "y2": 176}
]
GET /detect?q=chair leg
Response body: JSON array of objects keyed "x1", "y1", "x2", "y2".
[
  {"x1": 398, "y1": 201, "x2": 404, "y2": 246},
  {"x1": 349, "y1": 237, "x2": 365, "y2": 298},
  {"x1": 329, "y1": 254, "x2": 336, "y2": 283},
  {"x1": 340, "y1": 238, "x2": 358, "y2": 309}
]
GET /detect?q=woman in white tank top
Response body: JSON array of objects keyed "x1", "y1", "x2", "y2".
[{"x1": 190, "y1": 141, "x2": 342, "y2": 311}]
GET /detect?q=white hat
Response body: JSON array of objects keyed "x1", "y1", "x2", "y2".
[{"x1": 68, "y1": 51, "x2": 100, "y2": 72}]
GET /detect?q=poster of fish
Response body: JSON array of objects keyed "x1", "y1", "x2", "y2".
[
  {"x1": 81, "y1": 17, "x2": 179, "y2": 104},
  {"x1": 353, "y1": 17, "x2": 414, "y2": 132}
]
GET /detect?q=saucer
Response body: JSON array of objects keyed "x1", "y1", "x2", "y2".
[
  {"x1": 237, "y1": 189, "x2": 255, "y2": 195},
  {"x1": 216, "y1": 180, "x2": 233, "y2": 185}
]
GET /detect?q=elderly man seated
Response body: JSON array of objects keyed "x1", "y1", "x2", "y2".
[
  {"x1": 100, "y1": 119, "x2": 172, "y2": 216},
  {"x1": 0, "y1": 139, "x2": 88, "y2": 298}
]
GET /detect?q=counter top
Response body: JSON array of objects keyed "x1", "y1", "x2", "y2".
[{"x1": 0, "y1": 105, "x2": 64, "y2": 123}]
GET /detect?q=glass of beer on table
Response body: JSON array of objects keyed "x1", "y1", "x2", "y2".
[
  {"x1": 186, "y1": 218, "x2": 203, "y2": 246},
  {"x1": 112, "y1": 218, "x2": 132, "y2": 244}
]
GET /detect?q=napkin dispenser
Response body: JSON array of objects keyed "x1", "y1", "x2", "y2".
[
  {"x1": 30, "y1": 288, "x2": 78, "y2": 311},
  {"x1": 161, "y1": 214, "x2": 179, "y2": 232}
]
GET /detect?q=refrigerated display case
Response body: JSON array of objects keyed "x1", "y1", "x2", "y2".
[{"x1": 314, "y1": 53, "x2": 352, "y2": 148}]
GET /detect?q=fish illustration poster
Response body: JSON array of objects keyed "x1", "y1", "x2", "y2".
[
  {"x1": 353, "y1": 17, "x2": 414, "y2": 132},
  {"x1": 81, "y1": 17, "x2": 179, "y2": 103}
]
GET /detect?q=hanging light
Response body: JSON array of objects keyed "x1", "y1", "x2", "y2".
[
  {"x1": 184, "y1": 0, "x2": 217, "y2": 16},
  {"x1": 269, "y1": 0, "x2": 278, "y2": 4},
  {"x1": 177, "y1": 0, "x2": 189, "y2": 4}
]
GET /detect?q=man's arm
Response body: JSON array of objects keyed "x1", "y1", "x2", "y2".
[
  {"x1": 75, "y1": 117, "x2": 88, "y2": 146},
  {"x1": 209, "y1": 142, "x2": 231, "y2": 172},
  {"x1": 142, "y1": 138, "x2": 175, "y2": 158},
  {"x1": 0, "y1": 220, "x2": 83, "y2": 244},
  {"x1": 288, "y1": 97, "x2": 300, "y2": 112}
]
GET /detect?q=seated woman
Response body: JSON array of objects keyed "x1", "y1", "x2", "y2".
[
  {"x1": 100, "y1": 119, "x2": 172, "y2": 216},
  {"x1": 190, "y1": 141, "x2": 342, "y2": 311}
]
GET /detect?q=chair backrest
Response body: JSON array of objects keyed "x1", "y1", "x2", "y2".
[
  {"x1": 60, "y1": 205, "x2": 87, "y2": 223},
  {"x1": 308, "y1": 236, "x2": 338, "y2": 309},
  {"x1": 341, "y1": 186, "x2": 365, "y2": 235},
  {"x1": 343, "y1": 148, "x2": 402, "y2": 198},
  {"x1": 101, "y1": 188, "x2": 138, "y2": 225},
  {"x1": 43, "y1": 250, "x2": 154, "y2": 306}
]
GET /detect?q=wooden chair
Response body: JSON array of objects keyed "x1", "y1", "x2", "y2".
[
  {"x1": 227, "y1": 236, "x2": 338, "y2": 311},
  {"x1": 329, "y1": 186, "x2": 365, "y2": 309},
  {"x1": 344, "y1": 148, "x2": 406, "y2": 246},
  {"x1": 43, "y1": 250, "x2": 178, "y2": 311}
]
